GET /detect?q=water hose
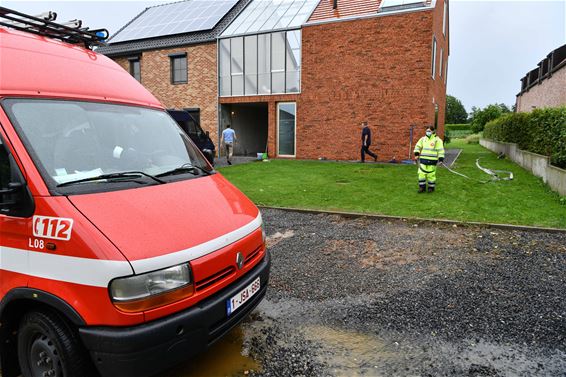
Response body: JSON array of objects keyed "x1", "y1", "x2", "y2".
[{"x1": 440, "y1": 159, "x2": 513, "y2": 183}]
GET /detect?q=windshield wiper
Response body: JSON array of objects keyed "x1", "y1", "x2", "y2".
[
  {"x1": 57, "y1": 171, "x2": 166, "y2": 187},
  {"x1": 155, "y1": 163, "x2": 212, "y2": 178}
]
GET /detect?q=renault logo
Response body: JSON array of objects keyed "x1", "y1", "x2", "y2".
[{"x1": 236, "y1": 252, "x2": 244, "y2": 270}]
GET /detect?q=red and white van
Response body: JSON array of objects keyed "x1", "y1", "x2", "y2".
[{"x1": 0, "y1": 9, "x2": 269, "y2": 377}]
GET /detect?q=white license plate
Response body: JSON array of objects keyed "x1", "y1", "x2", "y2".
[{"x1": 226, "y1": 277, "x2": 261, "y2": 316}]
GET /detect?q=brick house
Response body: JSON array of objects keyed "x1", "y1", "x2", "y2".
[
  {"x1": 516, "y1": 43, "x2": 566, "y2": 112},
  {"x1": 100, "y1": 0, "x2": 449, "y2": 161}
]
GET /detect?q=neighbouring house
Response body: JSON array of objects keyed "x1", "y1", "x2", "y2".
[
  {"x1": 516, "y1": 43, "x2": 566, "y2": 113},
  {"x1": 100, "y1": 0, "x2": 449, "y2": 161}
]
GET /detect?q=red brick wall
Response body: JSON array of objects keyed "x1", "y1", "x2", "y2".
[
  {"x1": 299, "y1": 7, "x2": 447, "y2": 161},
  {"x1": 112, "y1": 42, "x2": 219, "y2": 143}
]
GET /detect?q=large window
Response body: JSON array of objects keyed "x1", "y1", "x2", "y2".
[
  {"x1": 170, "y1": 53, "x2": 188, "y2": 84},
  {"x1": 219, "y1": 30, "x2": 302, "y2": 96}
]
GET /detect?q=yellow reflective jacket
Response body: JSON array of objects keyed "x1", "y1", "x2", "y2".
[{"x1": 414, "y1": 134, "x2": 445, "y2": 162}]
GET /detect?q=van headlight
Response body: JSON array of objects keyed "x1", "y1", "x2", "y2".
[{"x1": 110, "y1": 263, "x2": 194, "y2": 312}]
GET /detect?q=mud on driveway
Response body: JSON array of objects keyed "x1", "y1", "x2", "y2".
[{"x1": 164, "y1": 209, "x2": 566, "y2": 377}]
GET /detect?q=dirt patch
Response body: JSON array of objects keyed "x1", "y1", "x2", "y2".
[{"x1": 266, "y1": 230, "x2": 295, "y2": 248}]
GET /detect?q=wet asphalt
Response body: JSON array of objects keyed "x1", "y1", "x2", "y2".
[{"x1": 163, "y1": 208, "x2": 566, "y2": 377}]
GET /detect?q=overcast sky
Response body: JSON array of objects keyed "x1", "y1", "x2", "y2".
[{"x1": 3, "y1": 0, "x2": 565, "y2": 114}]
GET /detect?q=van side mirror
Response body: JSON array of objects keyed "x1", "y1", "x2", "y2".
[
  {"x1": 0, "y1": 182, "x2": 24, "y2": 196},
  {"x1": 0, "y1": 154, "x2": 34, "y2": 217}
]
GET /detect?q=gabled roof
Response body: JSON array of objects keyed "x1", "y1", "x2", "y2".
[{"x1": 97, "y1": 0, "x2": 251, "y2": 57}]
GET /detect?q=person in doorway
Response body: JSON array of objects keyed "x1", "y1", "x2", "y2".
[
  {"x1": 360, "y1": 122, "x2": 377, "y2": 163},
  {"x1": 221, "y1": 124, "x2": 236, "y2": 165},
  {"x1": 413, "y1": 125, "x2": 445, "y2": 193}
]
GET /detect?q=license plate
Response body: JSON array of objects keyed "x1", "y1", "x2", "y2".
[{"x1": 226, "y1": 277, "x2": 261, "y2": 316}]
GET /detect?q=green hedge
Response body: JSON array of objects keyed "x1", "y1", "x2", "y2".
[
  {"x1": 483, "y1": 107, "x2": 566, "y2": 169},
  {"x1": 445, "y1": 123, "x2": 471, "y2": 131}
]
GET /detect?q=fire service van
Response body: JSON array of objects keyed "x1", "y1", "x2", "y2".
[{"x1": 0, "y1": 7, "x2": 270, "y2": 377}]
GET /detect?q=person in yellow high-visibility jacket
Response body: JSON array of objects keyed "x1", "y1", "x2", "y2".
[{"x1": 414, "y1": 126, "x2": 445, "y2": 193}]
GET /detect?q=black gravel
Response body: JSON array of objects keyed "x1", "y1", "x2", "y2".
[{"x1": 242, "y1": 209, "x2": 566, "y2": 376}]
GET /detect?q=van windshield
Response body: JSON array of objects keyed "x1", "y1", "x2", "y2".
[{"x1": 2, "y1": 99, "x2": 213, "y2": 193}]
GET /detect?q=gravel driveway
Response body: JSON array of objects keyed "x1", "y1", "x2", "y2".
[{"x1": 165, "y1": 208, "x2": 566, "y2": 377}]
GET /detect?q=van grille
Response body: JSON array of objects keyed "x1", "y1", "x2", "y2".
[
  {"x1": 244, "y1": 246, "x2": 262, "y2": 267},
  {"x1": 195, "y1": 266, "x2": 236, "y2": 292}
]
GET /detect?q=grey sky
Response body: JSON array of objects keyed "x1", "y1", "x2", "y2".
[{"x1": 2, "y1": 0, "x2": 566, "y2": 113}]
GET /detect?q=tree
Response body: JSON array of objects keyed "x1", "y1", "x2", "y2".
[
  {"x1": 445, "y1": 95, "x2": 468, "y2": 124},
  {"x1": 470, "y1": 103, "x2": 511, "y2": 133}
]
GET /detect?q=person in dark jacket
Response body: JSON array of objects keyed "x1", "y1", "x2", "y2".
[
  {"x1": 360, "y1": 122, "x2": 378, "y2": 162},
  {"x1": 202, "y1": 131, "x2": 215, "y2": 166}
]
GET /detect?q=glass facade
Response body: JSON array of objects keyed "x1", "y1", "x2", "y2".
[
  {"x1": 219, "y1": 30, "x2": 302, "y2": 96},
  {"x1": 221, "y1": 0, "x2": 319, "y2": 37}
]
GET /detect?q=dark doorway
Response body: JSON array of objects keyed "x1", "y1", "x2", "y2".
[{"x1": 220, "y1": 103, "x2": 268, "y2": 156}]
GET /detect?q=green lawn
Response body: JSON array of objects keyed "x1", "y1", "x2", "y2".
[{"x1": 218, "y1": 140, "x2": 566, "y2": 229}]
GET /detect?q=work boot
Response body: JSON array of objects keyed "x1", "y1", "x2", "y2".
[
  {"x1": 428, "y1": 186, "x2": 435, "y2": 193},
  {"x1": 418, "y1": 186, "x2": 426, "y2": 193}
]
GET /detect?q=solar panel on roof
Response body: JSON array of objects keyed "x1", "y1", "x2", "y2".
[{"x1": 110, "y1": 0, "x2": 238, "y2": 43}]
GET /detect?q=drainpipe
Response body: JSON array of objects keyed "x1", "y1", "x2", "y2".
[
  {"x1": 333, "y1": 0, "x2": 338, "y2": 9},
  {"x1": 409, "y1": 124, "x2": 415, "y2": 160}
]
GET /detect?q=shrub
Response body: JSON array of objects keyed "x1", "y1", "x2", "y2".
[
  {"x1": 483, "y1": 107, "x2": 566, "y2": 169},
  {"x1": 464, "y1": 133, "x2": 481, "y2": 144}
]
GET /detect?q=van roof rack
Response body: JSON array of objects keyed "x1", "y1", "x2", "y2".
[{"x1": 0, "y1": 6, "x2": 108, "y2": 49}]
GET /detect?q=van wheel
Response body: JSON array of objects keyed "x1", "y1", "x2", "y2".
[{"x1": 17, "y1": 310, "x2": 94, "y2": 377}]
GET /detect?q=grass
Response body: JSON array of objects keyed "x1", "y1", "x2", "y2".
[{"x1": 218, "y1": 140, "x2": 566, "y2": 229}]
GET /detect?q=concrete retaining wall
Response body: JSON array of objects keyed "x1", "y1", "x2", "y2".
[{"x1": 480, "y1": 139, "x2": 566, "y2": 196}]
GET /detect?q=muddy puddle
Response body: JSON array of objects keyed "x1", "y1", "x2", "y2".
[{"x1": 159, "y1": 326, "x2": 260, "y2": 377}]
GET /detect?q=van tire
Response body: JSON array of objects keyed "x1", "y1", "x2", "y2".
[{"x1": 17, "y1": 310, "x2": 95, "y2": 377}]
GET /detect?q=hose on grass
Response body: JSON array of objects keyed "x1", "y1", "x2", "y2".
[{"x1": 440, "y1": 159, "x2": 513, "y2": 184}]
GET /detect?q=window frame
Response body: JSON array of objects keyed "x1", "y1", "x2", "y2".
[
  {"x1": 169, "y1": 53, "x2": 188, "y2": 85},
  {"x1": 431, "y1": 36, "x2": 437, "y2": 79},
  {"x1": 276, "y1": 102, "x2": 297, "y2": 157},
  {"x1": 443, "y1": 0, "x2": 448, "y2": 36},
  {"x1": 127, "y1": 56, "x2": 141, "y2": 82},
  {"x1": 439, "y1": 47, "x2": 444, "y2": 78}
]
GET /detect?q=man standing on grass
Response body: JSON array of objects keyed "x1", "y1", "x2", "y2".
[
  {"x1": 221, "y1": 124, "x2": 236, "y2": 165},
  {"x1": 361, "y1": 122, "x2": 378, "y2": 163},
  {"x1": 414, "y1": 125, "x2": 445, "y2": 193}
]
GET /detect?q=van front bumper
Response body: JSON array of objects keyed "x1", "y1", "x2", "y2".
[{"x1": 79, "y1": 251, "x2": 270, "y2": 377}]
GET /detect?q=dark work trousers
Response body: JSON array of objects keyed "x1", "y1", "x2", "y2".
[{"x1": 361, "y1": 145, "x2": 377, "y2": 162}]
